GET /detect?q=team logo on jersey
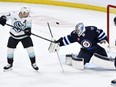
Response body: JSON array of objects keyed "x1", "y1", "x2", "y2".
[
  {"x1": 81, "y1": 40, "x2": 91, "y2": 48},
  {"x1": 13, "y1": 21, "x2": 24, "y2": 32}
]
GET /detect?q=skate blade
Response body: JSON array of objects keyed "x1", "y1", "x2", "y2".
[
  {"x1": 3, "y1": 68, "x2": 13, "y2": 72},
  {"x1": 33, "y1": 68, "x2": 39, "y2": 72},
  {"x1": 34, "y1": 69, "x2": 39, "y2": 72},
  {"x1": 111, "y1": 83, "x2": 116, "y2": 87}
]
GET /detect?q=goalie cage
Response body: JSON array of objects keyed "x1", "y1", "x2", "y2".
[{"x1": 107, "y1": 5, "x2": 116, "y2": 48}]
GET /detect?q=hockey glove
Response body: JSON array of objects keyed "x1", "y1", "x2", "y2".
[
  {"x1": 48, "y1": 42, "x2": 60, "y2": 53},
  {"x1": 100, "y1": 40, "x2": 107, "y2": 44},
  {"x1": 100, "y1": 40, "x2": 109, "y2": 47},
  {"x1": 99, "y1": 40, "x2": 110, "y2": 52},
  {"x1": 54, "y1": 40, "x2": 59, "y2": 43},
  {"x1": 0, "y1": 15, "x2": 7, "y2": 26},
  {"x1": 54, "y1": 39, "x2": 61, "y2": 45},
  {"x1": 24, "y1": 28, "x2": 31, "y2": 36}
]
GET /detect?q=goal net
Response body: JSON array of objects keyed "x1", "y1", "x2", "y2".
[{"x1": 107, "y1": 5, "x2": 116, "y2": 48}]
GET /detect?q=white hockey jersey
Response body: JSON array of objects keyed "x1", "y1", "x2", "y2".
[{"x1": 5, "y1": 11, "x2": 32, "y2": 39}]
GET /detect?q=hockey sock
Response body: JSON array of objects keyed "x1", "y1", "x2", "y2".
[
  {"x1": 7, "y1": 58, "x2": 13, "y2": 65},
  {"x1": 29, "y1": 57, "x2": 36, "y2": 64}
]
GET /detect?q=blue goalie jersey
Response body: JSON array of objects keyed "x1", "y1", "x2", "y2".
[{"x1": 58, "y1": 26, "x2": 108, "y2": 51}]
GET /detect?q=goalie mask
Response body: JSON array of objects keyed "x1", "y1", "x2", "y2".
[
  {"x1": 19, "y1": 5, "x2": 30, "y2": 18},
  {"x1": 75, "y1": 23, "x2": 85, "y2": 36}
]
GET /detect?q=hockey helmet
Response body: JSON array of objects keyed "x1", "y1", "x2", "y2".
[
  {"x1": 75, "y1": 22, "x2": 85, "y2": 36},
  {"x1": 20, "y1": 5, "x2": 30, "y2": 13}
]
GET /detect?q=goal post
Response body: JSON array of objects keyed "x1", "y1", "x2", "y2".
[{"x1": 107, "y1": 4, "x2": 116, "y2": 47}]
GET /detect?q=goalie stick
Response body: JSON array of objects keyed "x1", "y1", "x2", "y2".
[
  {"x1": 94, "y1": 53, "x2": 116, "y2": 62},
  {"x1": 47, "y1": 22, "x2": 65, "y2": 73},
  {"x1": 5, "y1": 23, "x2": 54, "y2": 43}
]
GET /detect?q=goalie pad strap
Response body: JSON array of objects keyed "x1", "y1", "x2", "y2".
[
  {"x1": 66, "y1": 54, "x2": 72, "y2": 57},
  {"x1": 71, "y1": 54, "x2": 84, "y2": 69},
  {"x1": 66, "y1": 54, "x2": 83, "y2": 61},
  {"x1": 65, "y1": 54, "x2": 72, "y2": 65},
  {"x1": 94, "y1": 53, "x2": 115, "y2": 62},
  {"x1": 65, "y1": 54, "x2": 84, "y2": 69},
  {"x1": 72, "y1": 57, "x2": 83, "y2": 61},
  {"x1": 72, "y1": 58, "x2": 84, "y2": 70}
]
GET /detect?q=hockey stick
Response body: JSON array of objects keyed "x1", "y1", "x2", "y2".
[
  {"x1": 47, "y1": 22, "x2": 64, "y2": 73},
  {"x1": 6, "y1": 23, "x2": 18, "y2": 29},
  {"x1": 31, "y1": 33, "x2": 55, "y2": 43},
  {"x1": 5, "y1": 23, "x2": 54, "y2": 43}
]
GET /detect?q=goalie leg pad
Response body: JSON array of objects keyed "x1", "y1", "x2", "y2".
[
  {"x1": 65, "y1": 54, "x2": 72, "y2": 65},
  {"x1": 71, "y1": 54, "x2": 84, "y2": 69},
  {"x1": 91, "y1": 53, "x2": 116, "y2": 69}
]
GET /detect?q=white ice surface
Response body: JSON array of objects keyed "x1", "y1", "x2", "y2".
[{"x1": 0, "y1": 2, "x2": 116, "y2": 87}]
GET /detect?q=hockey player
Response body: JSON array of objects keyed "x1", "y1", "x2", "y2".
[
  {"x1": 48, "y1": 23, "x2": 111, "y2": 69},
  {"x1": 114, "y1": 16, "x2": 116, "y2": 26},
  {"x1": 0, "y1": 5, "x2": 39, "y2": 71},
  {"x1": 110, "y1": 17, "x2": 116, "y2": 86}
]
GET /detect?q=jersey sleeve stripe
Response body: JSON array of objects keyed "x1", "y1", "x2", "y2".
[
  {"x1": 98, "y1": 32, "x2": 106, "y2": 40},
  {"x1": 98, "y1": 34, "x2": 106, "y2": 40},
  {"x1": 62, "y1": 36, "x2": 70, "y2": 45},
  {"x1": 65, "y1": 36, "x2": 70, "y2": 44},
  {"x1": 98, "y1": 32, "x2": 104, "y2": 38}
]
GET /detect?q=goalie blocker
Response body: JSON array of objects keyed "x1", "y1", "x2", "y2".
[
  {"x1": 48, "y1": 42, "x2": 60, "y2": 53},
  {"x1": 65, "y1": 53, "x2": 116, "y2": 69}
]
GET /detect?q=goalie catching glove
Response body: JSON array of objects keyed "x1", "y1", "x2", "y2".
[
  {"x1": 99, "y1": 40, "x2": 110, "y2": 53},
  {"x1": 48, "y1": 40, "x2": 60, "y2": 53}
]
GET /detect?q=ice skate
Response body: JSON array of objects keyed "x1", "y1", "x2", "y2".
[
  {"x1": 31, "y1": 63, "x2": 39, "y2": 71},
  {"x1": 111, "y1": 79, "x2": 116, "y2": 86},
  {"x1": 3, "y1": 64, "x2": 13, "y2": 71}
]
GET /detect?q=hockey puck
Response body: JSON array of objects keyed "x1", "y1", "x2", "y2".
[{"x1": 56, "y1": 22, "x2": 59, "y2": 25}]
